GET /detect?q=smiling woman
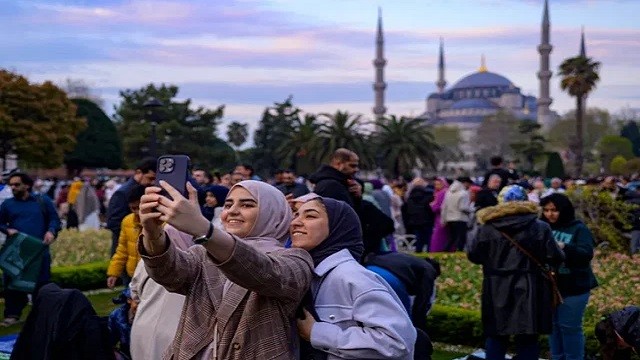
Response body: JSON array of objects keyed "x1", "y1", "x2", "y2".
[
  {"x1": 291, "y1": 194, "x2": 416, "y2": 359},
  {"x1": 137, "y1": 179, "x2": 313, "y2": 359}
]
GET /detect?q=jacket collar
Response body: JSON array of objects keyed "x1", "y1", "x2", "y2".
[
  {"x1": 314, "y1": 249, "x2": 355, "y2": 276},
  {"x1": 476, "y1": 201, "x2": 540, "y2": 224}
]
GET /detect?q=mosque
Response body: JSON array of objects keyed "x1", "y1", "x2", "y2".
[{"x1": 372, "y1": 0, "x2": 585, "y2": 170}]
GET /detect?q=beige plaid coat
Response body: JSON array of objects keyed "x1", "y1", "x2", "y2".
[{"x1": 140, "y1": 236, "x2": 313, "y2": 359}]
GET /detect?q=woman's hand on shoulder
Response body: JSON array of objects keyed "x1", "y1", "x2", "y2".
[
  {"x1": 156, "y1": 181, "x2": 210, "y2": 237},
  {"x1": 297, "y1": 308, "x2": 317, "y2": 342}
]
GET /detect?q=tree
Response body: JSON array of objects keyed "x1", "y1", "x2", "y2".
[
  {"x1": 609, "y1": 156, "x2": 627, "y2": 176},
  {"x1": 226, "y1": 122, "x2": 248, "y2": 149},
  {"x1": 558, "y1": 55, "x2": 601, "y2": 176},
  {"x1": 545, "y1": 152, "x2": 566, "y2": 178},
  {"x1": 317, "y1": 110, "x2": 372, "y2": 168},
  {"x1": 250, "y1": 97, "x2": 300, "y2": 175},
  {"x1": 0, "y1": 69, "x2": 86, "y2": 169},
  {"x1": 61, "y1": 78, "x2": 105, "y2": 108},
  {"x1": 431, "y1": 126, "x2": 463, "y2": 163},
  {"x1": 276, "y1": 114, "x2": 323, "y2": 175},
  {"x1": 64, "y1": 99, "x2": 122, "y2": 176},
  {"x1": 509, "y1": 120, "x2": 547, "y2": 173},
  {"x1": 113, "y1": 83, "x2": 234, "y2": 170},
  {"x1": 473, "y1": 111, "x2": 524, "y2": 164},
  {"x1": 620, "y1": 121, "x2": 640, "y2": 157},
  {"x1": 547, "y1": 108, "x2": 616, "y2": 151},
  {"x1": 596, "y1": 135, "x2": 633, "y2": 172},
  {"x1": 373, "y1": 115, "x2": 441, "y2": 177}
]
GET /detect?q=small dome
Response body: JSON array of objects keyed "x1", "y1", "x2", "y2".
[
  {"x1": 451, "y1": 71, "x2": 513, "y2": 89},
  {"x1": 450, "y1": 98, "x2": 499, "y2": 110}
]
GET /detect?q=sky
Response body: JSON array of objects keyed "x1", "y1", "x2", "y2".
[{"x1": 2, "y1": 0, "x2": 639, "y2": 143}]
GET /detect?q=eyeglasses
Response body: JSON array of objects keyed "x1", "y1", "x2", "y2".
[{"x1": 8, "y1": 183, "x2": 22, "y2": 187}]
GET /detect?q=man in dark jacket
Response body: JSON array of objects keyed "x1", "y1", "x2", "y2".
[
  {"x1": 475, "y1": 174, "x2": 501, "y2": 211},
  {"x1": 105, "y1": 157, "x2": 156, "y2": 255},
  {"x1": 275, "y1": 169, "x2": 309, "y2": 198},
  {"x1": 308, "y1": 148, "x2": 361, "y2": 208},
  {"x1": 309, "y1": 149, "x2": 395, "y2": 256},
  {"x1": 467, "y1": 185, "x2": 565, "y2": 360},
  {"x1": 482, "y1": 156, "x2": 518, "y2": 190}
]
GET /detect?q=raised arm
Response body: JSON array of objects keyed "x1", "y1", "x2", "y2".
[{"x1": 212, "y1": 239, "x2": 312, "y2": 301}]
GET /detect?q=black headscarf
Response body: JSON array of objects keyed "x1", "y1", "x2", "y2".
[
  {"x1": 306, "y1": 197, "x2": 364, "y2": 266},
  {"x1": 540, "y1": 193, "x2": 576, "y2": 229}
]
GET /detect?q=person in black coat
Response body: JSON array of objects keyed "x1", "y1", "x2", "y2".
[
  {"x1": 467, "y1": 185, "x2": 565, "y2": 360},
  {"x1": 11, "y1": 283, "x2": 113, "y2": 360},
  {"x1": 364, "y1": 252, "x2": 440, "y2": 332},
  {"x1": 595, "y1": 306, "x2": 640, "y2": 360},
  {"x1": 402, "y1": 182, "x2": 435, "y2": 253},
  {"x1": 308, "y1": 149, "x2": 361, "y2": 209},
  {"x1": 475, "y1": 174, "x2": 502, "y2": 211}
]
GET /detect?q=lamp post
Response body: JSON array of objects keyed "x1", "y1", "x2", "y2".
[{"x1": 143, "y1": 97, "x2": 163, "y2": 158}]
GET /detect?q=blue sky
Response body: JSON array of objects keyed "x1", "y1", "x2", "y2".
[{"x1": 2, "y1": 0, "x2": 639, "y2": 140}]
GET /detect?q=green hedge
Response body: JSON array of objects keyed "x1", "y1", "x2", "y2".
[
  {"x1": 1, "y1": 261, "x2": 108, "y2": 293},
  {"x1": 427, "y1": 294, "x2": 602, "y2": 356},
  {"x1": 50, "y1": 261, "x2": 108, "y2": 291}
]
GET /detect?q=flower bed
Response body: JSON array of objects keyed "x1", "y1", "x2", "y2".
[
  {"x1": 418, "y1": 251, "x2": 640, "y2": 355},
  {"x1": 418, "y1": 251, "x2": 640, "y2": 327}
]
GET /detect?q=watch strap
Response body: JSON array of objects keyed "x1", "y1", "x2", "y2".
[{"x1": 193, "y1": 222, "x2": 214, "y2": 245}]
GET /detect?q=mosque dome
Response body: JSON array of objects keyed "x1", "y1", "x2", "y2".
[
  {"x1": 451, "y1": 71, "x2": 513, "y2": 90},
  {"x1": 450, "y1": 98, "x2": 499, "y2": 110}
]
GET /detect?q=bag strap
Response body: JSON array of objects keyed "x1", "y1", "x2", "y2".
[
  {"x1": 492, "y1": 225, "x2": 563, "y2": 305},
  {"x1": 494, "y1": 227, "x2": 546, "y2": 270}
]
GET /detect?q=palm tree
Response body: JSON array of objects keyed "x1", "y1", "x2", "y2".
[
  {"x1": 373, "y1": 115, "x2": 441, "y2": 177},
  {"x1": 317, "y1": 110, "x2": 372, "y2": 167},
  {"x1": 558, "y1": 55, "x2": 601, "y2": 176},
  {"x1": 226, "y1": 121, "x2": 248, "y2": 161},
  {"x1": 275, "y1": 114, "x2": 323, "y2": 174}
]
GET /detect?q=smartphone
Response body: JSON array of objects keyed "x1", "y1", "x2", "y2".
[{"x1": 156, "y1": 155, "x2": 191, "y2": 200}]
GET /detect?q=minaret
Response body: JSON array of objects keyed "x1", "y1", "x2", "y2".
[
  {"x1": 436, "y1": 38, "x2": 447, "y2": 94},
  {"x1": 373, "y1": 7, "x2": 387, "y2": 121},
  {"x1": 537, "y1": 0, "x2": 553, "y2": 128},
  {"x1": 580, "y1": 26, "x2": 586, "y2": 57}
]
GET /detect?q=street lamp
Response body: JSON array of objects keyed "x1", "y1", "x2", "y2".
[{"x1": 143, "y1": 97, "x2": 163, "y2": 158}]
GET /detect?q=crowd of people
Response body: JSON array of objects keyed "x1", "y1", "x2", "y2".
[{"x1": 0, "y1": 149, "x2": 638, "y2": 359}]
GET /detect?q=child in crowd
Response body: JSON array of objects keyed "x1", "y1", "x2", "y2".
[{"x1": 106, "y1": 185, "x2": 145, "y2": 289}]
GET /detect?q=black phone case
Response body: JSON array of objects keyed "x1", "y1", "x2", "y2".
[{"x1": 156, "y1": 155, "x2": 191, "y2": 199}]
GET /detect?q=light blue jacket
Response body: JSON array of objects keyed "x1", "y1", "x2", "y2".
[{"x1": 310, "y1": 249, "x2": 416, "y2": 359}]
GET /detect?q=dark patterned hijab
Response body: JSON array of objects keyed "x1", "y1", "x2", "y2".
[{"x1": 293, "y1": 193, "x2": 364, "y2": 266}]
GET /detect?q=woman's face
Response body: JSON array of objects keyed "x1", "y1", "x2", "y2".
[
  {"x1": 290, "y1": 200, "x2": 330, "y2": 251},
  {"x1": 205, "y1": 192, "x2": 218, "y2": 207},
  {"x1": 542, "y1": 201, "x2": 560, "y2": 224},
  {"x1": 221, "y1": 187, "x2": 259, "y2": 237},
  {"x1": 434, "y1": 179, "x2": 444, "y2": 191}
]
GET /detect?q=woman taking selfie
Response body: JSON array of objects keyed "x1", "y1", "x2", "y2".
[
  {"x1": 291, "y1": 194, "x2": 416, "y2": 359},
  {"x1": 540, "y1": 193, "x2": 598, "y2": 360},
  {"x1": 138, "y1": 180, "x2": 313, "y2": 359}
]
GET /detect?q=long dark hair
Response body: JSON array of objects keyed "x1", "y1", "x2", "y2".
[{"x1": 540, "y1": 193, "x2": 576, "y2": 229}]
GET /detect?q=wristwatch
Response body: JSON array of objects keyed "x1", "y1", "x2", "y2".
[{"x1": 193, "y1": 222, "x2": 214, "y2": 245}]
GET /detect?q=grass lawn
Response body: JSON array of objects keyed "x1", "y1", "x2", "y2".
[
  {"x1": 433, "y1": 349, "x2": 466, "y2": 360},
  {"x1": 0, "y1": 287, "x2": 469, "y2": 359},
  {"x1": 0, "y1": 288, "x2": 123, "y2": 337}
]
